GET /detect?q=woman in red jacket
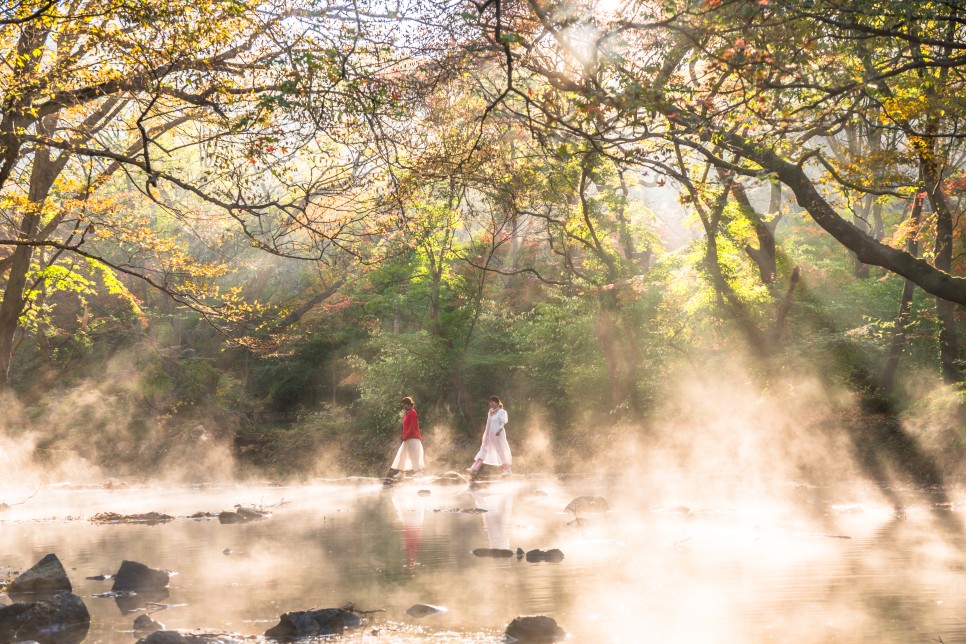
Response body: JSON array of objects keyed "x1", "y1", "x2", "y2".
[{"x1": 388, "y1": 396, "x2": 424, "y2": 479}]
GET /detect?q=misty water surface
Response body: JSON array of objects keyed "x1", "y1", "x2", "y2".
[{"x1": 3, "y1": 476, "x2": 966, "y2": 643}]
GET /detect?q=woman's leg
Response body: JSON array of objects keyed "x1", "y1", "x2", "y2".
[{"x1": 469, "y1": 438, "x2": 488, "y2": 472}]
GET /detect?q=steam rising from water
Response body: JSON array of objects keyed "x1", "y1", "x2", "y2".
[
  {"x1": 3, "y1": 474, "x2": 966, "y2": 643},
  {"x1": 2, "y1": 347, "x2": 961, "y2": 515}
]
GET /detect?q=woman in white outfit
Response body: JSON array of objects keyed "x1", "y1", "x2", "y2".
[{"x1": 467, "y1": 395, "x2": 512, "y2": 476}]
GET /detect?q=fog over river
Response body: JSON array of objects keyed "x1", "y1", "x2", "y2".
[{"x1": 3, "y1": 475, "x2": 966, "y2": 643}]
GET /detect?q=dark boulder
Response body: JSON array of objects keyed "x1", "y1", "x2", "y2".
[
  {"x1": 234, "y1": 506, "x2": 270, "y2": 520},
  {"x1": 218, "y1": 507, "x2": 269, "y2": 523},
  {"x1": 112, "y1": 560, "x2": 171, "y2": 592},
  {"x1": 564, "y1": 496, "x2": 608, "y2": 514},
  {"x1": 472, "y1": 548, "x2": 515, "y2": 558},
  {"x1": 405, "y1": 604, "x2": 446, "y2": 618},
  {"x1": 264, "y1": 608, "x2": 361, "y2": 640},
  {"x1": 0, "y1": 591, "x2": 90, "y2": 644},
  {"x1": 505, "y1": 615, "x2": 567, "y2": 643},
  {"x1": 525, "y1": 549, "x2": 565, "y2": 563},
  {"x1": 6, "y1": 553, "x2": 72, "y2": 601},
  {"x1": 218, "y1": 511, "x2": 247, "y2": 524},
  {"x1": 137, "y1": 633, "x2": 194, "y2": 644},
  {"x1": 134, "y1": 613, "x2": 166, "y2": 633}
]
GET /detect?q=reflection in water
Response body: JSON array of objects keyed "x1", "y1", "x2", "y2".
[
  {"x1": 1, "y1": 480, "x2": 966, "y2": 642},
  {"x1": 470, "y1": 486, "x2": 513, "y2": 549},
  {"x1": 113, "y1": 588, "x2": 170, "y2": 615},
  {"x1": 391, "y1": 491, "x2": 425, "y2": 567}
]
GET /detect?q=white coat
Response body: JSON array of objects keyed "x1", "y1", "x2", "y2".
[{"x1": 474, "y1": 407, "x2": 511, "y2": 466}]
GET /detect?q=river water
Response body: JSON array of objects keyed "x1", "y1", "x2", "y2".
[{"x1": 2, "y1": 475, "x2": 966, "y2": 643}]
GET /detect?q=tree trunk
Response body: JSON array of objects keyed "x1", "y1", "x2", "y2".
[
  {"x1": 703, "y1": 225, "x2": 772, "y2": 357},
  {"x1": 774, "y1": 266, "x2": 800, "y2": 343},
  {"x1": 595, "y1": 291, "x2": 640, "y2": 414},
  {"x1": 507, "y1": 210, "x2": 520, "y2": 291},
  {"x1": 921, "y1": 152, "x2": 962, "y2": 384},
  {"x1": 901, "y1": 20, "x2": 963, "y2": 384},
  {"x1": 927, "y1": 192, "x2": 962, "y2": 384},
  {"x1": 691, "y1": 172, "x2": 772, "y2": 356},
  {"x1": 0, "y1": 118, "x2": 60, "y2": 393},
  {"x1": 851, "y1": 194, "x2": 873, "y2": 279},
  {"x1": 880, "y1": 194, "x2": 924, "y2": 393},
  {"x1": 719, "y1": 171, "x2": 780, "y2": 285}
]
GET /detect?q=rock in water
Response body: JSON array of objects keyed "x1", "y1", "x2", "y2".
[
  {"x1": 525, "y1": 549, "x2": 565, "y2": 563},
  {"x1": 472, "y1": 548, "x2": 515, "y2": 558},
  {"x1": 218, "y1": 511, "x2": 247, "y2": 524},
  {"x1": 505, "y1": 615, "x2": 567, "y2": 643},
  {"x1": 134, "y1": 613, "x2": 165, "y2": 633},
  {"x1": 264, "y1": 608, "x2": 361, "y2": 639},
  {"x1": 564, "y1": 496, "x2": 609, "y2": 514},
  {"x1": 137, "y1": 633, "x2": 192, "y2": 644},
  {"x1": 0, "y1": 591, "x2": 90, "y2": 644},
  {"x1": 112, "y1": 560, "x2": 170, "y2": 592},
  {"x1": 234, "y1": 506, "x2": 270, "y2": 520},
  {"x1": 7, "y1": 553, "x2": 72, "y2": 601},
  {"x1": 405, "y1": 603, "x2": 447, "y2": 618}
]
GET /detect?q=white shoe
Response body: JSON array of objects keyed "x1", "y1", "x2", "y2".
[{"x1": 466, "y1": 467, "x2": 477, "y2": 473}]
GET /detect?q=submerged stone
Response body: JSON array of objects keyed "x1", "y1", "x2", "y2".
[
  {"x1": 505, "y1": 615, "x2": 567, "y2": 643},
  {"x1": 0, "y1": 590, "x2": 90, "y2": 644},
  {"x1": 134, "y1": 613, "x2": 166, "y2": 633},
  {"x1": 405, "y1": 603, "x2": 447, "y2": 618},
  {"x1": 264, "y1": 608, "x2": 361, "y2": 640},
  {"x1": 218, "y1": 511, "x2": 246, "y2": 524},
  {"x1": 90, "y1": 511, "x2": 174, "y2": 525},
  {"x1": 525, "y1": 549, "x2": 565, "y2": 563},
  {"x1": 218, "y1": 506, "x2": 270, "y2": 523},
  {"x1": 86, "y1": 573, "x2": 114, "y2": 581},
  {"x1": 564, "y1": 496, "x2": 609, "y2": 514},
  {"x1": 472, "y1": 548, "x2": 515, "y2": 558},
  {"x1": 234, "y1": 506, "x2": 270, "y2": 520}
]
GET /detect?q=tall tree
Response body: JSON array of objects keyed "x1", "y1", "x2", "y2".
[
  {"x1": 0, "y1": 0, "x2": 403, "y2": 393},
  {"x1": 453, "y1": 0, "x2": 965, "y2": 381}
]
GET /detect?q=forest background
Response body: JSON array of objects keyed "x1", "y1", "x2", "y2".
[{"x1": 1, "y1": 0, "x2": 964, "y2": 485}]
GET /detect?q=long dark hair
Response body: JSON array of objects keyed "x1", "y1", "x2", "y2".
[{"x1": 489, "y1": 395, "x2": 503, "y2": 408}]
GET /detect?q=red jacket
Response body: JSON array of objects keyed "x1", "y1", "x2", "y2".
[{"x1": 402, "y1": 408, "x2": 421, "y2": 440}]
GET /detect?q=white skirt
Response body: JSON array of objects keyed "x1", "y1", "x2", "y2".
[
  {"x1": 474, "y1": 428, "x2": 511, "y2": 467},
  {"x1": 391, "y1": 438, "x2": 425, "y2": 471}
]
